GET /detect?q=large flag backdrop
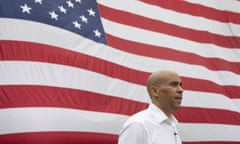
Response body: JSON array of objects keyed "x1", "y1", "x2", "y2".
[{"x1": 0, "y1": 0, "x2": 240, "y2": 144}]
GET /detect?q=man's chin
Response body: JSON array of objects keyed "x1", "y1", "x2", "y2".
[{"x1": 173, "y1": 104, "x2": 181, "y2": 110}]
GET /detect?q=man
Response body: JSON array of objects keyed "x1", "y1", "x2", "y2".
[{"x1": 118, "y1": 70, "x2": 183, "y2": 144}]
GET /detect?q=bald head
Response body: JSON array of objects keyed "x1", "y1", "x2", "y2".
[{"x1": 146, "y1": 70, "x2": 180, "y2": 97}]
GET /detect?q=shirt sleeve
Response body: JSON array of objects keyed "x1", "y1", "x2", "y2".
[{"x1": 118, "y1": 122, "x2": 148, "y2": 144}]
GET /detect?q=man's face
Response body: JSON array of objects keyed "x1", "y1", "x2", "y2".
[{"x1": 156, "y1": 75, "x2": 183, "y2": 111}]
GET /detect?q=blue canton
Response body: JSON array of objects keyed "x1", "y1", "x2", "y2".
[{"x1": 0, "y1": 0, "x2": 107, "y2": 44}]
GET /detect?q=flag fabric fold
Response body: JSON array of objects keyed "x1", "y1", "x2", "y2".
[{"x1": 0, "y1": 0, "x2": 240, "y2": 144}]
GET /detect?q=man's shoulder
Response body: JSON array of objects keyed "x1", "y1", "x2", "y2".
[
  {"x1": 124, "y1": 104, "x2": 170, "y2": 127},
  {"x1": 124, "y1": 109, "x2": 151, "y2": 125}
]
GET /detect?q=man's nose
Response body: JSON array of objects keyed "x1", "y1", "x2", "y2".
[{"x1": 178, "y1": 85, "x2": 183, "y2": 93}]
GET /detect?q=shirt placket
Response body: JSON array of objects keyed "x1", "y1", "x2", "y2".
[{"x1": 171, "y1": 123, "x2": 181, "y2": 144}]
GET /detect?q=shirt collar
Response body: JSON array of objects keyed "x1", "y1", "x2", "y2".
[{"x1": 148, "y1": 103, "x2": 178, "y2": 125}]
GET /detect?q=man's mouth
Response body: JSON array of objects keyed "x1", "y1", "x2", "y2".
[{"x1": 174, "y1": 96, "x2": 182, "y2": 102}]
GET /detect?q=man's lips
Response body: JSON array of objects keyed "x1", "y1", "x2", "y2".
[{"x1": 174, "y1": 95, "x2": 182, "y2": 101}]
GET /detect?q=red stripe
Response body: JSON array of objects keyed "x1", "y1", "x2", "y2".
[
  {"x1": 182, "y1": 76, "x2": 239, "y2": 99},
  {"x1": 98, "y1": 4, "x2": 240, "y2": 48},
  {"x1": 1, "y1": 85, "x2": 240, "y2": 125},
  {"x1": 106, "y1": 34, "x2": 240, "y2": 75},
  {"x1": 0, "y1": 132, "x2": 239, "y2": 144},
  {"x1": 141, "y1": 0, "x2": 240, "y2": 24},
  {"x1": 0, "y1": 40, "x2": 149, "y2": 86},
  {"x1": 0, "y1": 85, "x2": 147, "y2": 115},
  {"x1": 0, "y1": 40, "x2": 239, "y2": 99},
  {"x1": 0, "y1": 132, "x2": 118, "y2": 144},
  {"x1": 175, "y1": 107, "x2": 240, "y2": 124}
]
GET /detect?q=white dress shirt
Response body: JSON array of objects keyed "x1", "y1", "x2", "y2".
[{"x1": 118, "y1": 103, "x2": 182, "y2": 144}]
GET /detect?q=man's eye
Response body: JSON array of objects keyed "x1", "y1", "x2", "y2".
[
  {"x1": 170, "y1": 82, "x2": 178, "y2": 86},
  {"x1": 170, "y1": 81, "x2": 182, "y2": 87}
]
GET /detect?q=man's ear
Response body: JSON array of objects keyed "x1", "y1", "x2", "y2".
[{"x1": 150, "y1": 86, "x2": 159, "y2": 98}]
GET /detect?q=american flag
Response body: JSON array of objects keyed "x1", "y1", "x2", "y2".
[{"x1": 0, "y1": 0, "x2": 240, "y2": 144}]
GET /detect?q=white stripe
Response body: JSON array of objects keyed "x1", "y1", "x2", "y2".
[
  {"x1": 97, "y1": 0, "x2": 240, "y2": 36},
  {"x1": 1, "y1": 19, "x2": 240, "y2": 86},
  {"x1": 102, "y1": 18, "x2": 240, "y2": 62},
  {"x1": 0, "y1": 107, "x2": 126, "y2": 135},
  {"x1": 0, "y1": 61, "x2": 239, "y2": 113},
  {"x1": 178, "y1": 123, "x2": 240, "y2": 142},
  {"x1": 183, "y1": 91, "x2": 240, "y2": 113},
  {"x1": 233, "y1": 99, "x2": 240, "y2": 111},
  {"x1": 185, "y1": 0, "x2": 240, "y2": 14},
  {"x1": 1, "y1": 108, "x2": 240, "y2": 141},
  {"x1": 0, "y1": 61, "x2": 150, "y2": 103}
]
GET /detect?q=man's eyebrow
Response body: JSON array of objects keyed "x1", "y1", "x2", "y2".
[{"x1": 169, "y1": 80, "x2": 182, "y2": 85}]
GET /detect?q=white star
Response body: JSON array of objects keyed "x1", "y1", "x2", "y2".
[
  {"x1": 80, "y1": 15, "x2": 88, "y2": 23},
  {"x1": 88, "y1": 8, "x2": 95, "y2": 17},
  {"x1": 49, "y1": 11, "x2": 58, "y2": 20},
  {"x1": 93, "y1": 29, "x2": 101, "y2": 38},
  {"x1": 75, "y1": 0, "x2": 82, "y2": 3},
  {"x1": 66, "y1": 0, "x2": 74, "y2": 8},
  {"x1": 20, "y1": 4, "x2": 32, "y2": 14},
  {"x1": 35, "y1": 0, "x2": 43, "y2": 4},
  {"x1": 72, "y1": 21, "x2": 81, "y2": 29},
  {"x1": 58, "y1": 6, "x2": 67, "y2": 14}
]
